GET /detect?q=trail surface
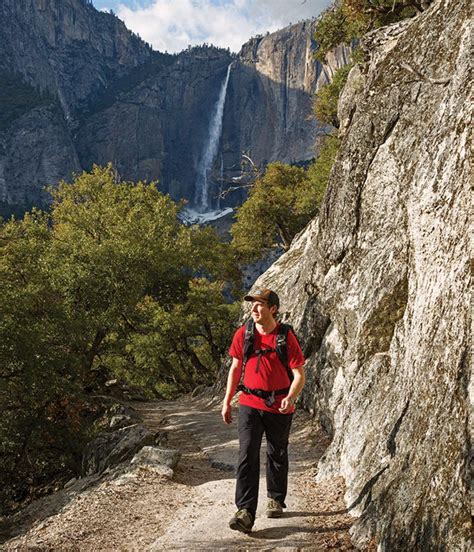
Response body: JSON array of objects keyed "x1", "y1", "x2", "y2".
[{"x1": 3, "y1": 397, "x2": 356, "y2": 551}]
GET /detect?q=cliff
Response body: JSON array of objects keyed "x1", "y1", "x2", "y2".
[
  {"x1": 249, "y1": 0, "x2": 471, "y2": 549},
  {"x1": 74, "y1": 46, "x2": 234, "y2": 206},
  {"x1": 0, "y1": 0, "x2": 153, "y2": 110},
  {"x1": 0, "y1": 0, "x2": 155, "y2": 214},
  {"x1": 232, "y1": 22, "x2": 350, "y2": 165},
  {"x1": 0, "y1": 1, "x2": 350, "y2": 216}
]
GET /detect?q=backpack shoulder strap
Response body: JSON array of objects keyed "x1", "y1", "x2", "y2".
[
  {"x1": 276, "y1": 323, "x2": 299, "y2": 383},
  {"x1": 243, "y1": 318, "x2": 255, "y2": 362},
  {"x1": 238, "y1": 318, "x2": 255, "y2": 388}
]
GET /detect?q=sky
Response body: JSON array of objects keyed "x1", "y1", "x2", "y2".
[{"x1": 92, "y1": 0, "x2": 332, "y2": 53}]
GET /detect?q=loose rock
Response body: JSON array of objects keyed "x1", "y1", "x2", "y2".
[{"x1": 131, "y1": 446, "x2": 181, "y2": 470}]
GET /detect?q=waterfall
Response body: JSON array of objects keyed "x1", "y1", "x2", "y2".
[
  {"x1": 216, "y1": 155, "x2": 224, "y2": 211},
  {"x1": 194, "y1": 63, "x2": 232, "y2": 212}
]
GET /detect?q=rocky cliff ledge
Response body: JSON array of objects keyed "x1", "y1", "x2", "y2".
[
  {"x1": 250, "y1": 0, "x2": 471, "y2": 549},
  {"x1": 225, "y1": 21, "x2": 351, "y2": 168}
]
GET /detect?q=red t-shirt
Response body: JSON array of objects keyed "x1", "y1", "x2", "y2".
[{"x1": 229, "y1": 323, "x2": 305, "y2": 414}]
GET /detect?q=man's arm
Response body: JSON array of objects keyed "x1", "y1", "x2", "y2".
[
  {"x1": 221, "y1": 357, "x2": 242, "y2": 424},
  {"x1": 279, "y1": 365, "x2": 305, "y2": 414}
]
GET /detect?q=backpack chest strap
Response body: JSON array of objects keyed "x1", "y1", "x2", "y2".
[
  {"x1": 252, "y1": 348, "x2": 276, "y2": 355},
  {"x1": 250, "y1": 348, "x2": 275, "y2": 373}
]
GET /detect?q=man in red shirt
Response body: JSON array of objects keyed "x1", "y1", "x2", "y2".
[{"x1": 222, "y1": 289, "x2": 305, "y2": 533}]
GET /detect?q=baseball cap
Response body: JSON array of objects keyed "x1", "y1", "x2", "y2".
[{"x1": 244, "y1": 288, "x2": 280, "y2": 308}]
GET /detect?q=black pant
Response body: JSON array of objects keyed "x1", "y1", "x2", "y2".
[{"x1": 235, "y1": 405, "x2": 293, "y2": 518}]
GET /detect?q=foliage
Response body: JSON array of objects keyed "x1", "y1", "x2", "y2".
[
  {"x1": 0, "y1": 210, "x2": 86, "y2": 510},
  {"x1": 0, "y1": 165, "x2": 240, "y2": 513},
  {"x1": 313, "y1": 64, "x2": 353, "y2": 127},
  {"x1": 344, "y1": 0, "x2": 423, "y2": 27},
  {"x1": 306, "y1": 133, "x2": 341, "y2": 206},
  {"x1": 231, "y1": 164, "x2": 309, "y2": 260},
  {"x1": 115, "y1": 280, "x2": 241, "y2": 395},
  {"x1": 231, "y1": 155, "x2": 337, "y2": 261},
  {"x1": 314, "y1": 0, "x2": 423, "y2": 63},
  {"x1": 313, "y1": 3, "x2": 364, "y2": 63}
]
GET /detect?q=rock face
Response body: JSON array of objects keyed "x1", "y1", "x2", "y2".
[
  {"x1": 82, "y1": 424, "x2": 154, "y2": 475},
  {"x1": 231, "y1": 25, "x2": 350, "y2": 166},
  {"x1": 0, "y1": 0, "x2": 349, "y2": 216},
  {"x1": 0, "y1": 0, "x2": 153, "y2": 109},
  {"x1": 0, "y1": 0, "x2": 154, "y2": 216},
  {"x1": 0, "y1": 104, "x2": 82, "y2": 214},
  {"x1": 250, "y1": 1, "x2": 471, "y2": 549},
  {"x1": 75, "y1": 47, "x2": 234, "y2": 207}
]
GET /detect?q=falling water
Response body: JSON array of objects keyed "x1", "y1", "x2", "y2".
[
  {"x1": 216, "y1": 155, "x2": 224, "y2": 211},
  {"x1": 194, "y1": 63, "x2": 232, "y2": 212}
]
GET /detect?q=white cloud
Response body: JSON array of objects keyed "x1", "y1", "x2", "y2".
[{"x1": 115, "y1": 0, "x2": 330, "y2": 54}]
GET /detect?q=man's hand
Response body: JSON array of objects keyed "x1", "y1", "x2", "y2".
[
  {"x1": 279, "y1": 367, "x2": 304, "y2": 413},
  {"x1": 222, "y1": 357, "x2": 241, "y2": 424},
  {"x1": 278, "y1": 396, "x2": 295, "y2": 414},
  {"x1": 222, "y1": 402, "x2": 233, "y2": 424}
]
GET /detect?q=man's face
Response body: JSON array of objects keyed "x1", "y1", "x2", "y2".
[{"x1": 250, "y1": 300, "x2": 277, "y2": 324}]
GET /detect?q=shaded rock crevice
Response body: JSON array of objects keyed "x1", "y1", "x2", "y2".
[{"x1": 386, "y1": 400, "x2": 410, "y2": 458}]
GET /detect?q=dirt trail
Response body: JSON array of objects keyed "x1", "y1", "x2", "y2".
[{"x1": 3, "y1": 397, "x2": 357, "y2": 551}]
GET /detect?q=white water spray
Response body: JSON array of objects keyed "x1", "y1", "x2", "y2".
[
  {"x1": 194, "y1": 63, "x2": 232, "y2": 212},
  {"x1": 216, "y1": 155, "x2": 224, "y2": 211}
]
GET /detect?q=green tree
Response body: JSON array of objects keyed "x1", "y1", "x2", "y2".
[
  {"x1": 314, "y1": 3, "x2": 363, "y2": 64},
  {"x1": 116, "y1": 279, "x2": 240, "y2": 397},
  {"x1": 314, "y1": 0, "x2": 424, "y2": 64},
  {"x1": 344, "y1": 0, "x2": 425, "y2": 28},
  {"x1": 46, "y1": 164, "x2": 240, "y2": 390},
  {"x1": 313, "y1": 63, "x2": 353, "y2": 128},
  {"x1": 0, "y1": 210, "x2": 87, "y2": 511},
  {"x1": 306, "y1": 134, "x2": 341, "y2": 202},
  {"x1": 231, "y1": 162, "x2": 329, "y2": 261},
  {"x1": 0, "y1": 164, "x2": 241, "y2": 512}
]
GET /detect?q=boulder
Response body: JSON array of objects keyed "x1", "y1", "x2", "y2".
[
  {"x1": 82, "y1": 424, "x2": 154, "y2": 476},
  {"x1": 154, "y1": 431, "x2": 169, "y2": 446},
  {"x1": 109, "y1": 415, "x2": 135, "y2": 430},
  {"x1": 92, "y1": 402, "x2": 141, "y2": 432},
  {"x1": 145, "y1": 465, "x2": 174, "y2": 479},
  {"x1": 131, "y1": 446, "x2": 181, "y2": 470}
]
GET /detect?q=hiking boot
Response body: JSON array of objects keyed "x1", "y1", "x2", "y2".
[
  {"x1": 266, "y1": 498, "x2": 283, "y2": 518},
  {"x1": 229, "y1": 509, "x2": 254, "y2": 533}
]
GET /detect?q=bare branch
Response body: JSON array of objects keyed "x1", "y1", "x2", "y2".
[
  {"x1": 218, "y1": 183, "x2": 255, "y2": 199},
  {"x1": 241, "y1": 154, "x2": 259, "y2": 173},
  {"x1": 215, "y1": 152, "x2": 263, "y2": 199}
]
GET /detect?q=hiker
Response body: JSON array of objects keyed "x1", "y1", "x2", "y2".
[{"x1": 222, "y1": 288, "x2": 305, "y2": 533}]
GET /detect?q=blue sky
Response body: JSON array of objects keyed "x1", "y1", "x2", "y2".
[{"x1": 91, "y1": 0, "x2": 331, "y2": 53}]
